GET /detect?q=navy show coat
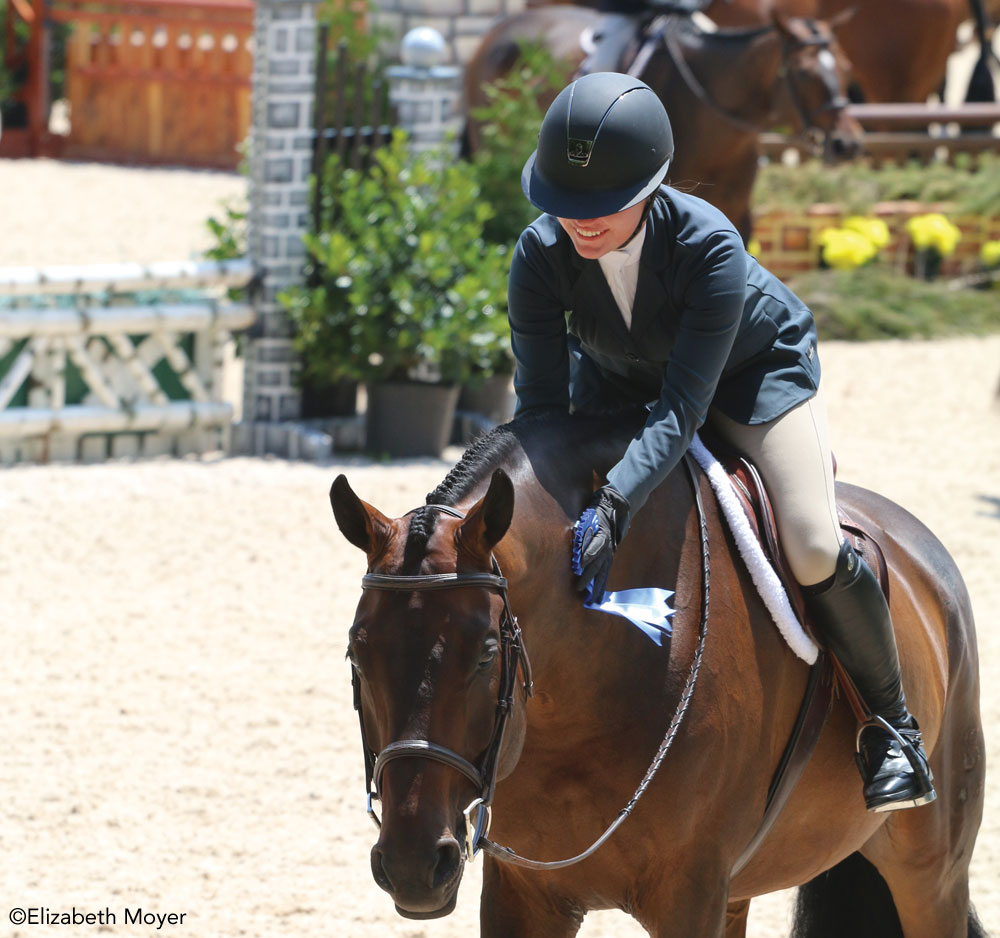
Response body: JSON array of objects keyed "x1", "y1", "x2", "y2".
[{"x1": 507, "y1": 186, "x2": 821, "y2": 513}]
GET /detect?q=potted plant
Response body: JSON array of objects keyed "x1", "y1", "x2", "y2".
[{"x1": 281, "y1": 129, "x2": 513, "y2": 458}]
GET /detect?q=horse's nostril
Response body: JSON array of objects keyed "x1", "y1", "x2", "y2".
[
  {"x1": 371, "y1": 845, "x2": 393, "y2": 893},
  {"x1": 432, "y1": 838, "x2": 462, "y2": 889}
]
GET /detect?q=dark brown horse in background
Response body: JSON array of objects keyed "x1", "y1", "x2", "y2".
[
  {"x1": 463, "y1": 8, "x2": 862, "y2": 240},
  {"x1": 705, "y1": 0, "x2": 996, "y2": 103},
  {"x1": 533, "y1": 0, "x2": 997, "y2": 103},
  {"x1": 332, "y1": 409, "x2": 986, "y2": 937}
]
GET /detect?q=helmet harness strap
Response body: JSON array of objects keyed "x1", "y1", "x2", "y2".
[{"x1": 616, "y1": 193, "x2": 656, "y2": 251}]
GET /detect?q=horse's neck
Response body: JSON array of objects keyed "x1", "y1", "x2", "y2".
[
  {"x1": 675, "y1": 24, "x2": 784, "y2": 128},
  {"x1": 499, "y1": 461, "x2": 699, "y2": 720}
]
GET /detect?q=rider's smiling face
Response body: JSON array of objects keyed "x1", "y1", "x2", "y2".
[{"x1": 556, "y1": 201, "x2": 647, "y2": 259}]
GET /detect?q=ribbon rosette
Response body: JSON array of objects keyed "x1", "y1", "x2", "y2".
[{"x1": 572, "y1": 507, "x2": 675, "y2": 645}]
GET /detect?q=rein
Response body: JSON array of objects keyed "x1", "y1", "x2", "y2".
[
  {"x1": 635, "y1": 16, "x2": 846, "y2": 140},
  {"x1": 352, "y1": 454, "x2": 710, "y2": 869}
]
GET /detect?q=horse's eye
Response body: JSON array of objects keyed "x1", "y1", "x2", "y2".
[{"x1": 477, "y1": 638, "x2": 500, "y2": 671}]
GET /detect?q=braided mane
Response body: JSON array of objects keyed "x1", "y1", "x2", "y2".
[
  {"x1": 426, "y1": 422, "x2": 522, "y2": 507},
  {"x1": 401, "y1": 421, "x2": 522, "y2": 567}
]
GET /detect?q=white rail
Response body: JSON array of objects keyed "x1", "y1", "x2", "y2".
[
  {"x1": 0, "y1": 258, "x2": 255, "y2": 297},
  {"x1": 0, "y1": 258, "x2": 256, "y2": 463}
]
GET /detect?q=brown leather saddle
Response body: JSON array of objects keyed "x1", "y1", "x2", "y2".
[
  {"x1": 698, "y1": 432, "x2": 891, "y2": 875},
  {"x1": 716, "y1": 443, "x2": 889, "y2": 723}
]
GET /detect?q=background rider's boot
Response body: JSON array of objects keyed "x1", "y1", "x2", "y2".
[{"x1": 803, "y1": 540, "x2": 936, "y2": 812}]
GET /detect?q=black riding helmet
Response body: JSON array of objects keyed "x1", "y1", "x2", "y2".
[{"x1": 521, "y1": 72, "x2": 674, "y2": 220}]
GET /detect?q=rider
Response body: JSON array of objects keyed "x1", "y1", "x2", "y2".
[
  {"x1": 579, "y1": 0, "x2": 711, "y2": 75},
  {"x1": 508, "y1": 71, "x2": 936, "y2": 814}
]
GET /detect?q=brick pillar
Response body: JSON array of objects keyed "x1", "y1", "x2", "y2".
[
  {"x1": 386, "y1": 28, "x2": 463, "y2": 157},
  {"x1": 372, "y1": 0, "x2": 527, "y2": 66},
  {"x1": 243, "y1": 0, "x2": 320, "y2": 437}
]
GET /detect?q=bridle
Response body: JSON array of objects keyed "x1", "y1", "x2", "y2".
[
  {"x1": 352, "y1": 504, "x2": 533, "y2": 862},
  {"x1": 350, "y1": 454, "x2": 712, "y2": 870},
  {"x1": 629, "y1": 15, "x2": 848, "y2": 142}
]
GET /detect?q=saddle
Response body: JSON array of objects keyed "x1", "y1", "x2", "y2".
[
  {"x1": 704, "y1": 429, "x2": 889, "y2": 720},
  {"x1": 696, "y1": 430, "x2": 892, "y2": 875},
  {"x1": 579, "y1": 2, "x2": 712, "y2": 76}
]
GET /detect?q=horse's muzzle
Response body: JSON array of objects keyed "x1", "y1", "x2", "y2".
[
  {"x1": 371, "y1": 835, "x2": 464, "y2": 918},
  {"x1": 824, "y1": 130, "x2": 863, "y2": 163}
]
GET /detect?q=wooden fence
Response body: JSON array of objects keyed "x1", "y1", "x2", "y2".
[
  {"x1": 1, "y1": 0, "x2": 253, "y2": 166},
  {"x1": 0, "y1": 258, "x2": 254, "y2": 463},
  {"x1": 762, "y1": 102, "x2": 1000, "y2": 165}
]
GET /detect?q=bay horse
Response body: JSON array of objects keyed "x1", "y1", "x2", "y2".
[
  {"x1": 331, "y1": 409, "x2": 986, "y2": 937},
  {"x1": 531, "y1": 0, "x2": 996, "y2": 104},
  {"x1": 463, "y1": 9, "x2": 862, "y2": 240},
  {"x1": 703, "y1": 0, "x2": 995, "y2": 104}
]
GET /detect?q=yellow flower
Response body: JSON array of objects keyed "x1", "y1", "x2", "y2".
[
  {"x1": 747, "y1": 238, "x2": 761, "y2": 258},
  {"x1": 842, "y1": 216, "x2": 890, "y2": 250},
  {"x1": 905, "y1": 213, "x2": 961, "y2": 256},
  {"x1": 818, "y1": 227, "x2": 878, "y2": 270},
  {"x1": 981, "y1": 240, "x2": 1000, "y2": 268}
]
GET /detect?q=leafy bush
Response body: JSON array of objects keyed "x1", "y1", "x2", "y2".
[
  {"x1": 467, "y1": 42, "x2": 570, "y2": 246},
  {"x1": 790, "y1": 266, "x2": 1000, "y2": 340},
  {"x1": 754, "y1": 153, "x2": 1000, "y2": 217},
  {"x1": 204, "y1": 199, "x2": 248, "y2": 262},
  {"x1": 281, "y1": 130, "x2": 513, "y2": 388},
  {"x1": 0, "y1": 0, "x2": 18, "y2": 107}
]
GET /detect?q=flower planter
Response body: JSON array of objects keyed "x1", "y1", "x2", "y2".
[
  {"x1": 457, "y1": 373, "x2": 515, "y2": 424},
  {"x1": 753, "y1": 202, "x2": 1000, "y2": 280},
  {"x1": 365, "y1": 381, "x2": 460, "y2": 458},
  {"x1": 300, "y1": 378, "x2": 358, "y2": 418}
]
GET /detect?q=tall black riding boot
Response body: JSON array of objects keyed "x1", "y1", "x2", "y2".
[{"x1": 803, "y1": 540, "x2": 936, "y2": 813}]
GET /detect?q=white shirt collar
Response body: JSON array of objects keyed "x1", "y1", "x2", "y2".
[{"x1": 598, "y1": 223, "x2": 646, "y2": 274}]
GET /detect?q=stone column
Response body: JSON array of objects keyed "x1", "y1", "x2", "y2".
[
  {"x1": 242, "y1": 0, "x2": 320, "y2": 445},
  {"x1": 372, "y1": 0, "x2": 528, "y2": 65},
  {"x1": 386, "y1": 27, "x2": 463, "y2": 157}
]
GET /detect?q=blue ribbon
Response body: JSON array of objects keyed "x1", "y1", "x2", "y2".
[
  {"x1": 584, "y1": 588, "x2": 675, "y2": 645},
  {"x1": 572, "y1": 508, "x2": 676, "y2": 645}
]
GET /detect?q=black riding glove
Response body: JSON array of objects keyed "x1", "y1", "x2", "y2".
[{"x1": 572, "y1": 484, "x2": 631, "y2": 604}]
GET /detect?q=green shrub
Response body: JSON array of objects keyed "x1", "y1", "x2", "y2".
[
  {"x1": 754, "y1": 154, "x2": 1000, "y2": 217},
  {"x1": 790, "y1": 266, "x2": 1000, "y2": 340},
  {"x1": 467, "y1": 42, "x2": 570, "y2": 246},
  {"x1": 281, "y1": 130, "x2": 513, "y2": 388},
  {"x1": 0, "y1": 0, "x2": 18, "y2": 106},
  {"x1": 204, "y1": 199, "x2": 247, "y2": 262}
]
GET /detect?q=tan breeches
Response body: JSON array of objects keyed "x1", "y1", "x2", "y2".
[{"x1": 707, "y1": 387, "x2": 843, "y2": 588}]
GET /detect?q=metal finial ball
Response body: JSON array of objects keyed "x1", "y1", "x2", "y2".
[{"x1": 400, "y1": 27, "x2": 447, "y2": 68}]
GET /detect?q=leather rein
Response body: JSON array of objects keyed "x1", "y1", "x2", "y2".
[
  {"x1": 629, "y1": 16, "x2": 848, "y2": 141},
  {"x1": 351, "y1": 455, "x2": 710, "y2": 868}
]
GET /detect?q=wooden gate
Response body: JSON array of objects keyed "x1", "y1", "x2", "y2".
[
  {"x1": 2, "y1": 0, "x2": 255, "y2": 166},
  {"x1": 55, "y1": 0, "x2": 254, "y2": 167}
]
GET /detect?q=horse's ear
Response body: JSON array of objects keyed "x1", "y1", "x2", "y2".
[
  {"x1": 457, "y1": 468, "x2": 515, "y2": 560},
  {"x1": 329, "y1": 474, "x2": 392, "y2": 556},
  {"x1": 826, "y1": 5, "x2": 857, "y2": 31},
  {"x1": 770, "y1": 10, "x2": 797, "y2": 38}
]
